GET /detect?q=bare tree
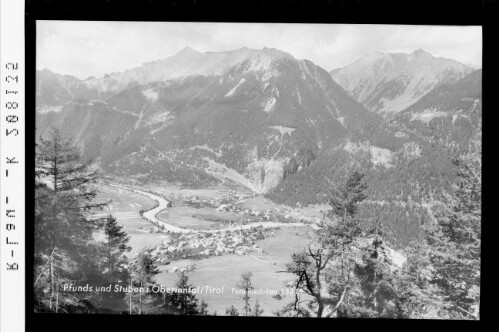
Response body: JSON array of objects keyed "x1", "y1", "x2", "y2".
[{"x1": 275, "y1": 171, "x2": 368, "y2": 317}]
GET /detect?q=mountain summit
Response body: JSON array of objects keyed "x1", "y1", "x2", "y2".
[
  {"x1": 409, "y1": 48, "x2": 433, "y2": 59},
  {"x1": 80, "y1": 47, "x2": 297, "y2": 93},
  {"x1": 36, "y1": 46, "x2": 482, "y2": 248},
  {"x1": 331, "y1": 50, "x2": 474, "y2": 117},
  {"x1": 36, "y1": 46, "x2": 375, "y2": 194}
]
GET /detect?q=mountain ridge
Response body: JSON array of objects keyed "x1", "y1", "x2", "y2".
[
  {"x1": 330, "y1": 49, "x2": 475, "y2": 117},
  {"x1": 36, "y1": 46, "x2": 379, "y2": 195},
  {"x1": 36, "y1": 47, "x2": 482, "y2": 247},
  {"x1": 50, "y1": 47, "x2": 301, "y2": 95}
]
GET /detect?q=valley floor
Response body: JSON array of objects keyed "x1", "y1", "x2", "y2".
[{"x1": 93, "y1": 182, "x2": 318, "y2": 315}]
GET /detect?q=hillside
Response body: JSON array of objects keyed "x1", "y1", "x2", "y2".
[
  {"x1": 37, "y1": 47, "x2": 380, "y2": 193},
  {"x1": 390, "y1": 69, "x2": 482, "y2": 153},
  {"x1": 267, "y1": 69, "x2": 482, "y2": 247},
  {"x1": 330, "y1": 49, "x2": 475, "y2": 117},
  {"x1": 36, "y1": 47, "x2": 482, "y2": 248}
]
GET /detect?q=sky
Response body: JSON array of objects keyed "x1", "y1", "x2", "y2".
[{"x1": 37, "y1": 21, "x2": 482, "y2": 80}]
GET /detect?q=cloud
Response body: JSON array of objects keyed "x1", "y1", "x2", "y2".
[{"x1": 37, "y1": 21, "x2": 482, "y2": 79}]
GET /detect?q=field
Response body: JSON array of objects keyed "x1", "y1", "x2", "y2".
[
  {"x1": 154, "y1": 226, "x2": 313, "y2": 315},
  {"x1": 238, "y1": 196, "x2": 278, "y2": 212},
  {"x1": 156, "y1": 206, "x2": 241, "y2": 231},
  {"x1": 94, "y1": 183, "x2": 316, "y2": 315},
  {"x1": 141, "y1": 182, "x2": 254, "y2": 201},
  {"x1": 93, "y1": 185, "x2": 170, "y2": 256}
]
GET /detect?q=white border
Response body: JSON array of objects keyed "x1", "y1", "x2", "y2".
[{"x1": 0, "y1": 0, "x2": 26, "y2": 331}]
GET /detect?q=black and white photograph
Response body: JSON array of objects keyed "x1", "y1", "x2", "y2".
[{"x1": 33, "y1": 21, "x2": 482, "y2": 319}]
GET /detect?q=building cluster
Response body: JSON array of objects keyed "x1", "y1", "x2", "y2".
[
  {"x1": 183, "y1": 192, "x2": 307, "y2": 226},
  {"x1": 147, "y1": 226, "x2": 279, "y2": 272}
]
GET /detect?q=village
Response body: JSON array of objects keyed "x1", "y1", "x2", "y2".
[
  {"x1": 171, "y1": 188, "x2": 316, "y2": 225},
  {"x1": 147, "y1": 226, "x2": 279, "y2": 274},
  {"x1": 110, "y1": 183, "x2": 321, "y2": 276}
]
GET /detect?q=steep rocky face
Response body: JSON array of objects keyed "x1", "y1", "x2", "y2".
[
  {"x1": 390, "y1": 69, "x2": 482, "y2": 153},
  {"x1": 36, "y1": 47, "x2": 377, "y2": 193},
  {"x1": 79, "y1": 47, "x2": 296, "y2": 93},
  {"x1": 269, "y1": 70, "x2": 482, "y2": 217},
  {"x1": 330, "y1": 49, "x2": 475, "y2": 117},
  {"x1": 36, "y1": 47, "x2": 483, "y2": 248}
]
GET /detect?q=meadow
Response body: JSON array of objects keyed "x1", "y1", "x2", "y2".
[
  {"x1": 94, "y1": 183, "x2": 315, "y2": 315},
  {"x1": 155, "y1": 226, "x2": 313, "y2": 315}
]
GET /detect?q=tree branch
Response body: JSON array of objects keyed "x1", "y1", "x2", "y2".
[{"x1": 324, "y1": 284, "x2": 348, "y2": 318}]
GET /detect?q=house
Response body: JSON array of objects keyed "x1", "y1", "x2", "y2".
[{"x1": 217, "y1": 204, "x2": 229, "y2": 211}]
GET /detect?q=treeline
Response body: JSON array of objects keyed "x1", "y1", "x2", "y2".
[{"x1": 34, "y1": 127, "x2": 209, "y2": 315}]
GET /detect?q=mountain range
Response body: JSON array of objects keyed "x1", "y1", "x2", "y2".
[
  {"x1": 36, "y1": 46, "x2": 481, "y2": 247},
  {"x1": 37, "y1": 47, "x2": 380, "y2": 192}
]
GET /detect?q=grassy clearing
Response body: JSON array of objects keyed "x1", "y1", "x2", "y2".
[
  {"x1": 154, "y1": 226, "x2": 313, "y2": 315},
  {"x1": 239, "y1": 196, "x2": 278, "y2": 212},
  {"x1": 142, "y1": 182, "x2": 253, "y2": 201},
  {"x1": 95, "y1": 184, "x2": 316, "y2": 315},
  {"x1": 156, "y1": 206, "x2": 241, "y2": 231},
  {"x1": 94, "y1": 185, "x2": 170, "y2": 257}
]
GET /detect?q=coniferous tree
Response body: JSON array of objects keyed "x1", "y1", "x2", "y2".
[
  {"x1": 36, "y1": 128, "x2": 101, "y2": 252},
  {"x1": 225, "y1": 305, "x2": 239, "y2": 316},
  {"x1": 198, "y1": 300, "x2": 209, "y2": 315},
  {"x1": 104, "y1": 215, "x2": 131, "y2": 281},
  {"x1": 391, "y1": 153, "x2": 481, "y2": 320},
  {"x1": 252, "y1": 299, "x2": 264, "y2": 317},
  {"x1": 129, "y1": 250, "x2": 161, "y2": 314},
  {"x1": 424, "y1": 154, "x2": 481, "y2": 319},
  {"x1": 328, "y1": 170, "x2": 368, "y2": 222},
  {"x1": 238, "y1": 272, "x2": 254, "y2": 316},
  {"x1": 349, "y1": 218, "x2": 401, "y2": 318},
  {"x1": 394, "y1": 242, "x2": 444, "y2": 319},
  {"x1": 166, "y1": 272, "x2": 202, "y2": 315},
  {"x1": 34, "y1": 127, "x2": 107, "y2": 312}
]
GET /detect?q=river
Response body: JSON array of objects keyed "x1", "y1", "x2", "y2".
[{"x1": 107, "y1": 183, "x2": 314, "y2": 234}]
